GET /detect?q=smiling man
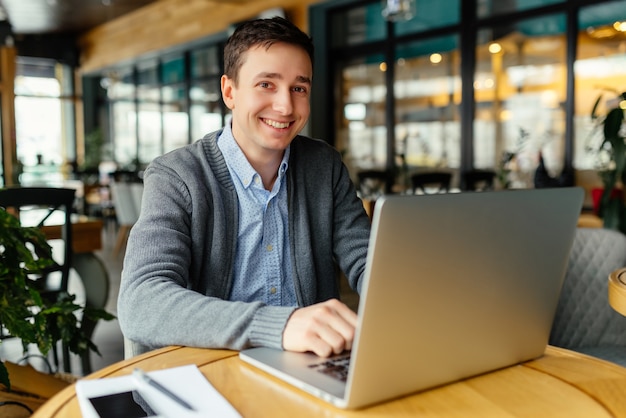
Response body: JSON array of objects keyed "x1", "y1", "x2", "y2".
[{"x1": 118, "y1": 17, "x2": 371, "y2": 359}]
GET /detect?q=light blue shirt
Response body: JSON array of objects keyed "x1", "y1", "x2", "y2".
[{"x1": 217, "y1": 124, "x2": 297, "y2": 306}]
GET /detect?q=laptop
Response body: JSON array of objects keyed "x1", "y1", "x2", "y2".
[{"x1": 239, "y1": 187, "x2": 584, "y2": 409}]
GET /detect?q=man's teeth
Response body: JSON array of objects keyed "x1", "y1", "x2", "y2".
[{"x1": 264, "y1": 119, "x2": 290, "y2": 129}]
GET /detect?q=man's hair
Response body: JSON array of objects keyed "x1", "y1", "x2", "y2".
[{"x1": 223, "y1": 16, "x2": 314, "y2": 85}]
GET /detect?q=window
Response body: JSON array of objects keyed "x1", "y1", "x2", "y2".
[
  {"x1": 395, "y1": 35, "x2": 461, "y2": 181},
  {"x1": 99, "y1": 38, "x2": 227, "y2": 168},
  {"x1": 337, "y1": 54, "x2": 387, "y2": 174},
  {"x1": 330, "y1": 2, "x2": 387, "y2": 48},
  {"x1": 14, "y1": 57, "x2": 75, "y2": 186},
  {"x1": 162, "y1": 54, "x2": 189, "y2": 154},
  {"x1": 474, "y1": 14, "x2": 567, "y2": 188},
  {"x1": 574, "y1": 0, "x2": 626, "y2": 172},
  {"x1": 190, "y1": 45, "x2": 225, "y2": 141},
  {"x1": 395, "y1": 0, "x2": 460, "y2": 36},
  {"x1": 477, "y1": 0, "x2": 565, "y2": 18},
  {"x1": 107, "y1": 68, "x2": 136, "y2": 166}
]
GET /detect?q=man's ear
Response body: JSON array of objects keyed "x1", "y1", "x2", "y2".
[{"x1": 221, "y1": 75, "x2": 235, "y2": 110}]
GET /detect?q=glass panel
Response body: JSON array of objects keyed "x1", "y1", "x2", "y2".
[
  {"x1": 137, "y1": 57, "x2": 159, "y2": 168},
  {"x1": 161, "y1": 54, "x2": 185, "y2": 84},
  {"x1": 112, "y1": 101, "x2": 137, "y2": 167},
  {"x1": 15, "y1": 58, "x2": 59, "y2": 97},
  {"x1": 395, "y1": 0, "x2": 460, "y2": 37},
  {"x1": 190, "y1": 79, "x2": 223, "y2": 140},
  {"x1": 138, "y1": 102, "x2": 161, "y2": 164},
  {"x1": 163, "y1": 84, "x2": 189, "y2": 152},
  {"x1": 574, "y1": 1, "x2": 626, "y2": 174},
  {"x1": 191, "y1": 46, "x2": 220, "y2": 78},
  {"x1": 106, "y1": 69, "x2": 135, "y2": 100},
  {"x1": 474, "y1": 14, "x2": 566, "y2": 189},
  {"x1": 330, "y1": 3, "x2": 387, "y2": 48},
  {"x1": 16, "y1": 96, "x2": 64, "y2": 185},
  {"x1": 137, "y1": 61, "x2": 159, "y2": 101},
  {"x1": 477, "y1": 0, "x2": 564, "y2": 19},
  {"x1": 162, "y1": 83, "x2": 187, "y2": 103},
  {"x1": 13, "y1": 58, "x2": 76, "y2": 186},
  {"x1": 394, "y1": 35, "x2": 461, "y2": 191},
  {"x1": 337, "y1": 54, "x2": 387, "y2": 185}
]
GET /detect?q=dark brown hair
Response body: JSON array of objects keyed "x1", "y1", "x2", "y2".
[{"x1": 223, "y1": 16, "x2": 314, "y2": 85}]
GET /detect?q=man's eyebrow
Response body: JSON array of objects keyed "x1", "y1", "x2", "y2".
[
  {"x1": 296, "y1": 75, "x2": 312, "y2": 85},
  {"x1": 254, "y1": 72, "x2": 311, "y2": 84}
]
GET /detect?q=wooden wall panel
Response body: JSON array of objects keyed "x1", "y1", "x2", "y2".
[
  {"x1": 0, "y1": 47, "x2": 16, "y2": 185},
  {"x1": 78, "y1": 0, "x2": 325, "y2": 74}
]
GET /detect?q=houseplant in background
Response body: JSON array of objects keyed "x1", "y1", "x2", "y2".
[
  {"x1": 590, "y1": 89, "x2": 626, "y2": 233},
  {"x1": 0, "y1": 208, "x2": 114, "y2": 395}
]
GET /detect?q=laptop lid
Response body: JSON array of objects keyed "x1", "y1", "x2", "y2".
[{"x1": 240, "y1": 187, "x2": 584, "y2": 409}]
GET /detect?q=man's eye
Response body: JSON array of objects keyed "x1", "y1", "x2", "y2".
[
  {"x1": 259, "y1": 82, "x2": 271, "y2": 88},
  {"x1": 293, "y1": 86, "x2": 308, "y2": 94}
]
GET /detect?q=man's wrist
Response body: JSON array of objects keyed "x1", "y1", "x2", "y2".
[{"x1": 249, "y1": 305, "x2": 297, "y2": 349}]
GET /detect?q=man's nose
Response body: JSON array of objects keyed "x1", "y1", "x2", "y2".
[{"x1": 273, "y1": 89, "x2": 293, "y2": 114}]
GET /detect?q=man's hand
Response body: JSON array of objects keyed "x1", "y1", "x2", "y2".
[{"x1": 282, "y1": 299, "x2": 358, "y2": 357}]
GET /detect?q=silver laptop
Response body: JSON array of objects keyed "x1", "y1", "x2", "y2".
[{"x1": 240, "y1": 187, "x2": 584, "y2": 409}]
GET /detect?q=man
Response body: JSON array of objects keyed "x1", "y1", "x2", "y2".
[{"x1": 118, "y1": 16, "x2": 370, "y2": 359}]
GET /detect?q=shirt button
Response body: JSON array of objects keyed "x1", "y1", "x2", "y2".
[
  {"x1": 270, "y1": 287, "x2": 277, "y2": 294},
  {"x1": 266, "y1": 244, "x2": 273, "y2": 251}
]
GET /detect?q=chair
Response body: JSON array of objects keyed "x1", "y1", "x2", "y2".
[
  {"x1": 130, "y1": 182, "x2": 144, "y2": 218},
  {"x1": 462, "y1": 169, "x2": 495, "y2": 192},
  {"x1": 549, "y1": 228, "x2": 626, "y2": 367},
  {"x1": 410, "y1": 172, "x2": 452, "y2": 194},
  {"x1": 357, "y1": 170, "x2": 392, "y2": 199},
  {"x1": 0, "y1": 187, "x2": 76, "y2": 373},
  {"x1": 609, "y1": 268, "x2": 626, "y2": 318},
  {"x1": 110, "y1": 181, "x2": 140, "y2": 257},
  {"x1": 71, "y1": 253, "x2": 110, "y2": 375}
]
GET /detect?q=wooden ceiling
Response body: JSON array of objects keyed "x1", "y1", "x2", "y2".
[{"x1": 0, "y1": 0, "x2": 161, "y2": 35}]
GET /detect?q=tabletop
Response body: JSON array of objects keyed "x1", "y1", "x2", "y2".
[
  {"x1": 40, "y1": 214, "x2": 103, "y2": 254},
  {"x1": 34, "y1": 345, "x2": 626, "y2": 417}
]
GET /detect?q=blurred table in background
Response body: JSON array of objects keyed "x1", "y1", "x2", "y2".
[
  {"x1": 41, "y1": 215, "x2": 103, "y2": 253},
  {"x1": 578, "y1": 213, "x2": 603, "y2": 228}
]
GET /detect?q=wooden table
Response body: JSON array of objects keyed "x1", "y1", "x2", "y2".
[
  {"x1": 577, "y1": 212, "x2": 603, "y2": 228},
  {"x1": 33, "y1": 345, "x2": 626, "y2": 417},
  {"x1": 40, "y1": 214, "x2": 103, "y2": 254}
]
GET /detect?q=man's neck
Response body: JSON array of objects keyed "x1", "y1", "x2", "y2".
[{"x1": 243, "y1": 148, "x2": 284, "y2": 191}]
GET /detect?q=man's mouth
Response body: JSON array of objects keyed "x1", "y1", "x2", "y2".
[{"x1": 263, "y1": 118, "x2": 291, "y2": 129}]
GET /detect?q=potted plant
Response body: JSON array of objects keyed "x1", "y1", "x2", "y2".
[
  {"x1": 590, "y1": 89, "x2": 626, "y2": 233},
  {"x1": 0, "y1": 207, "x2": 114, "y2": 392}
]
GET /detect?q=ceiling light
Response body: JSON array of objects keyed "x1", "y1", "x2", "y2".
[
  {"x1": 488, "y1": 43, "x2": 502, "y2": 54},
  {"x1": 614, "y1": 21, "x2": 626, "y2": 32},
  {"x1": 430, "y1": 53, "x2": 442, "y2": 64}
]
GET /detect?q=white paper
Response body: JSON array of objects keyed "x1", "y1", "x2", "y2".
[{"x1": 76, "y1": 364, "x2": 241, "y2": 418}]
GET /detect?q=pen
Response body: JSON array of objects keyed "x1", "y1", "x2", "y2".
[{"x1": 133, "y1": 368, "x2": 196, "y2": 411}]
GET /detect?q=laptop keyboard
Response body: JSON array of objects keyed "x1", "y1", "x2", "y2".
[{"x1": 308, "y1": 353, "x2": 352, "y2": 382}]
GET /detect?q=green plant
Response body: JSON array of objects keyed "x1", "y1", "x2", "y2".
[
  {"x1": 591, "y1": 90, "x2": 626, "y2": 233},
  {"x1": 0, "y1": 208, "x2": 115, "y2": 390},
  {"x1": 82, "y1": 128, "x2": 105, "y2": 170}
]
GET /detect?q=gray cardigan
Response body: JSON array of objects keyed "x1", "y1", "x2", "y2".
[{"x1": 118, "y1": 131, "x2": 371, "y2": 356}]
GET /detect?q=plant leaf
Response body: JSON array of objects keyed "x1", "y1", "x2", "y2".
[{"x1": 0, "y1": 362, "x2": 9, "y2": 391}]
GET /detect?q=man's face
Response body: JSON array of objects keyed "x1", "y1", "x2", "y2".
[{"x1": 221, "y1": 42, "x2": 312, "y2": 161}]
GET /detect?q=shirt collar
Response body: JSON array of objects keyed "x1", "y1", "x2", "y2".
[{"x1": 217, "y1": 122, "x2": 290, "y2": 190}]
